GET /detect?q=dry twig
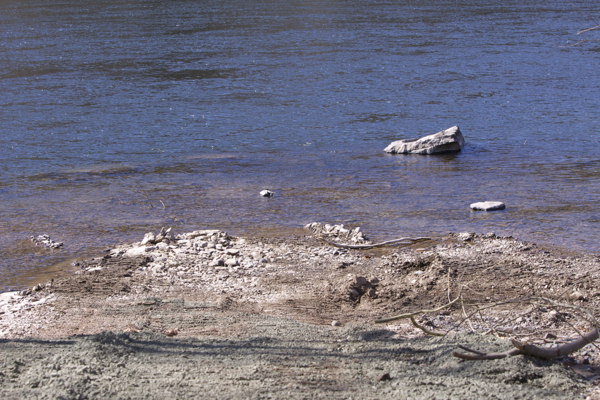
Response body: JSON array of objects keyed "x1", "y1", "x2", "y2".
[{"x1": 375, "y1": 296, "x2": 461, "y2": 336}]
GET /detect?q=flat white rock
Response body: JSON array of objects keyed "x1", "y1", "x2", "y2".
[{"x1": 470, "y1": 201, "x2": 506, "y2": 211}]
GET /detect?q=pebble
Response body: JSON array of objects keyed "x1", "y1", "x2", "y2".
[
  {"x1": 571, "y1": 291, "x2": 585, "y2": 301},
  {"x1": 377, "y1": 373, "x2": 391, "y2": 382},
  {"x1": 210, "y1": 259, "x2": 225, "y2": 267},
  {"x1": 225, "y1": 259, "x2": 238, "y2": 267},
  {"x1": 355, "y1": 276, "x2": 369, "y2": 286}
]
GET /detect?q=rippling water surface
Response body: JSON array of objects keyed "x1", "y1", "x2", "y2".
[{"x1": 1, "y1": 0, "x2": 600, "y2": 290}]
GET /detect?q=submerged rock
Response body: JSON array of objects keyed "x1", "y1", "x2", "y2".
[
  {"x1": 384, "y1": 126, "x2": 465, "y2": 155},
  {"x1": 470, "y1": 201, "x2": 506, "y2": 211}
]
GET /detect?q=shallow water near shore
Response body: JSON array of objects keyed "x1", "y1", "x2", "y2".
[{"x1": 2, "y1": 0, "x2": 600, "y2": 290}]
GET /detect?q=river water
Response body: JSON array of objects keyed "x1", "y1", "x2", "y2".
[{"x1": 1, "y1": 0, "x2": 599, "y2": 290}]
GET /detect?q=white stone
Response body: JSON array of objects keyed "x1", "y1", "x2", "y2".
[
  {"x1": 225, "y1": 259, "x2": 238, "y2": 267},
  {"x1": 470, "y1": 201, "x2": 506, "y2": 211},
  {"x1": 250, "y1": 252, "x2": 259, "y2": 259},
  {"x1": 156, "y1": 242, "x2": 169, "y2": 251},
  {"x1": 384, "y1": 126, "x2": 465, "y2": 155},
  {"x1": 124, "y1": 246, "x2": 148, "y2": 257}
]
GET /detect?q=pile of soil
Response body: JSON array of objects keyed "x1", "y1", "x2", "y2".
[{"x1": 1, "y1": 229, "x2": 599, "y2": 399}]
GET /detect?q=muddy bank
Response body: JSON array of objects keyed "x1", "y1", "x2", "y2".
[{"x1": 1, "y1": 229, "x2": 600, "y2": 399}]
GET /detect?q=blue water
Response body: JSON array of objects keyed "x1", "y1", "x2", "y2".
[{"x1": 1, "y1": 0, "x2": 600, "y2": 290}]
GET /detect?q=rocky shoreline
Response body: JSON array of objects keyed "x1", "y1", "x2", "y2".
[{"x1": 1, "y1": 226, "x2": 600, "y2": 399}]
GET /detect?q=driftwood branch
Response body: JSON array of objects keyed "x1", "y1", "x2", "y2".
[
  {"x1": 578, "y1": 23, "x2": 600, "y2": 35},
  {"x1": 324, "y1": 237, "x2": 430, "y2": 250},
  {"x1": 452, "y1": 328, "x2": 598, "y2": 360},
  {"x1": 454, "y1": 345, "x2": 521, "y2": 360},
  {"x1": 374, "y1": 296, "x2": 460, "y2": 336},
  {"x1": 375, "y1": 296, "x2": 461, "y2": 324}
]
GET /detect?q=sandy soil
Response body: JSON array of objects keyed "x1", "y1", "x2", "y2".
[{"x1": 1, "y1": 227, "x2": 600, "y2": 399}]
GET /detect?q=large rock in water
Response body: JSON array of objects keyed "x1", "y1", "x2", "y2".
[{"x1": 384, "y1": 126, "x2": 465, "y2": 155}]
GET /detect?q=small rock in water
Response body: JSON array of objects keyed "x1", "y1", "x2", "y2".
[
  {"x1": 260, "y1": 189, "x2": 274, "y2": 197},
  {"x1": 29, "y1": 234, "x2": 63, "y2": 249},
  {"x1": 470, "y1": 201, "x2": 506, "y2": 211}
]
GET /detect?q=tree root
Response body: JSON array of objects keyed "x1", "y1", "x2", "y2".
[{"x1": 323, "y1": 237, "x2": 431, "y2": 249}]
